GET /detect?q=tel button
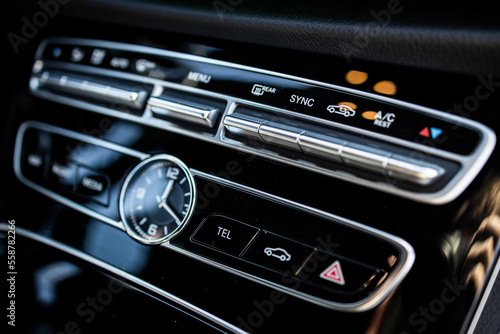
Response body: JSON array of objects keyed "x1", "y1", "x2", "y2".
[{"x1": 191, "y1": 215, "x2": 260, "y2": 257}]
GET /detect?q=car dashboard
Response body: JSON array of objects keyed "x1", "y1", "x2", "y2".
[{"x1": 2, "y1": 1, "x2": 500, "y2": 333}]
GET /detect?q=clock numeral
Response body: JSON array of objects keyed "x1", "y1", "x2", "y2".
[
  {"x1": 166, "y1": 167, "x2": 180, "y2": 180},
  {"x1": 148, "y1": 224, "x2": 158, "y2": 236},
  {"x1": 135, "y1": 187, "x2": 146, "y2": 199}
]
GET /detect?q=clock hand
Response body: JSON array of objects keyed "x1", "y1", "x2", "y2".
[
  {"x1": 156, "y1": 195, "x2": 182, "y2": 226},
  {"x1": 160, "y1": 179, "x2": 175, "y2": 202}
]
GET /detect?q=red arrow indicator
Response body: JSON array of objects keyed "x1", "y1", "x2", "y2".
[
  {"x1": 419, "y1": 127, "x2": 430, "y2": 138},
  {"x1": 320, "y1": 260, "x2": 345, "y2": 286}
]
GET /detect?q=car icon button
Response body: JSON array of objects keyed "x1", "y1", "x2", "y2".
[{"x1": 242, "y1": 231, "x2": 314, "y2": 275}]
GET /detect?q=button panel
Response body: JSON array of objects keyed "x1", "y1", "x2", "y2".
[
  {"x1": 189, "y1": 213, "x2": 389, "y2": 302},
  {"x1": 30, "y1": 37, "x2": 496, "y2": 204},
  {"x1": 16, "y1": 125, "x2": 131, "y2": 215},
  {"x1": 184, "y1": 200, "x2": 392, "y2": 305},
  {"x1": 36, "y1": 39, "x2": 484, "y2": 155}
]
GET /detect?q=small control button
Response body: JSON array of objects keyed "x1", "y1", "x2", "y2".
[
  {"x1": 47, "y1": 160, "x2": 77, "y2": 191},
  {"x1": 76, "y1": 166, "x2": 110, "y2": 205},
  {"x1": 148, "y1": 96, "x2": 220, "y2": 128},
  {"x1": 223, "y1": 114, "x2": 264, "y2": 141},
  {"x1": 20, "y1": 130, "x2": 52, "y2": 183},
  {"x1": 298, "y1": 132, "x2": 345, "y2": 164},
  {"x1": 22, "y1": 150, "x2": 48, "y2": 182},
  {"x1": 70, "y1": 47, "x2": 85, "y2": 62},
  {"x1": 340, "y1": 143, "x2": 390, "y2": 174},
  {"x1": 148, "y1": 90, "x2": 226, "y2": 129},
  {"x1": 258, "y1": 123, "x2": 303, "y2": 151},
  {"x1": 37, "y1": 71, "x2": 149, "y2": 110},
  {"x1": 385, "y1": 155, "x2": 445, "y2": 186},
  {"x1": 300, "y1": 251, "x2": 383, "y2": 294},
  {"x1": 242, "y1": 231, "x2": 314, "y2": 275},
  {"x1": 191, "y1": 215, "x2": 260, "y2": 256}
]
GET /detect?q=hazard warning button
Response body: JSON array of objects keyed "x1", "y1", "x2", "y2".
[
  {"x1": 320, "y1": 260, "x2": 346, "y2": 286},
  {"x1": 300, "y1": 252, "x2": 384, "y2": 294}
]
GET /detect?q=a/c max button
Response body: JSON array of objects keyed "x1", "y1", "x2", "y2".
[{"x1": 191, "y1": 215, "x2": 260, "y2": 257}]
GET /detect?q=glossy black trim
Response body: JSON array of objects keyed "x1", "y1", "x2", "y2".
[{"x1": 13, "y1": 120, "x2": 415, "y2": 312}]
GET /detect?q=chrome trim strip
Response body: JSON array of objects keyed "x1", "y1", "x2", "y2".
[
  {"x1": 30, "y1": 37, "x2": 496, "y2": 204},
  {"x1": 0, "y1": 223, "x2": 246, "y2": 334},
  {"x1": 14, "y1": 121, "x2": 415, "y2": 313}
]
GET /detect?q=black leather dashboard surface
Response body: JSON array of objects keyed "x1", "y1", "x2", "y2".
[{"x1": 25, "y1": 0, "x2": 500, "y2": 76}]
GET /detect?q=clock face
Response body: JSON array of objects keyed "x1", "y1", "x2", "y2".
[{"x1": 119, "y1": 155, "x2": 196, "y2": 245}]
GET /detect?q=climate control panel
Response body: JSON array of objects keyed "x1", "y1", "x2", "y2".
[{"x1": 29, "y1": 37, "x2": 496, "y2": 204}]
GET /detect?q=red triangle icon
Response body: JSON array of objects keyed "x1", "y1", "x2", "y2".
[
  {"x1": 320, "y1": 261, "x2": 346, "y2": 286},
  {"x1": 419, "y1": 127, "x2": 430, "y2": 138}
]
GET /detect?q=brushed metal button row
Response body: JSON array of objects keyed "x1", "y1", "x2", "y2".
[
  {"x1": 223, "y1": 114, "x2": 444, "y2": 186},
  {"x1": 36, "y1": 71, "x2": 222, "y2": 128}
]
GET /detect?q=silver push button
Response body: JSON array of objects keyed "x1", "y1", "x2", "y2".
[
  {"x1": 258, "y1": 124, "x2": 303, "y2": 151},
  {"x1": 38, "y1": 71, "x2": 148, "y2": 109},
  {"x1": 149, "y1": 97, "x2": 220, "y2": 128},
  {"x1": 386, "y1": 156, "x2": 445, "y2": 186},
  {"x1": 223, "y1": 115, "x2": 264, "y2": 141},
  {"x1": 340, "y1": 144, "x2": 390, "y2": 174},
  {"x1": 297, "y1": 133, "x2": 344, "y2": 164}
]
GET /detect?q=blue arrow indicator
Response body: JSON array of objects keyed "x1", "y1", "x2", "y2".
[{"x1": 430, "y1": 127, "x2": 443, "y2": 139}]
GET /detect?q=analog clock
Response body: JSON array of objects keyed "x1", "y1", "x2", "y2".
[{"x1": 119, "y1": 155, "x2": 196, "y2": 244}]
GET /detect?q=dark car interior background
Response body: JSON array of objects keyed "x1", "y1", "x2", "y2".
[{"x1": 2, "y1": 1, "x2": 500, "y2": 333}]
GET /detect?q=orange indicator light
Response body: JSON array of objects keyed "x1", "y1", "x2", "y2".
[
  {"x1": 338, "y1": 101, "x2": 357, "y2": 110},
  {"x1": 373, "y1": 80, "x2": 397, "y2": 95},
  {"x1": 362, "y1": 111, "x2": 378, "y2": 120},
  {"x1": 345, "y1": 70, "x2": 368, "y2": 85}
]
